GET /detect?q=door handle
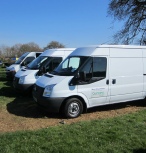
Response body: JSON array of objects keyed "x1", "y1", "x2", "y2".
[
  {"x1": 106, "y1": 80, "x2": 109, "y2": 85},
  {"x1": 112, "y1": 79, "x2": 116, "y2": 84}
]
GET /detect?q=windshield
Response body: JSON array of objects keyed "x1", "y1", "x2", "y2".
[
  {"x1": 15, "y1": 52, "x2": 29, "y2": 64},
  {"x1": 51, "y1": 56, "x2": 89, "y2": 76},
  {"x1": 27, "y1": 56, "x2": 52, "y2": 70}
]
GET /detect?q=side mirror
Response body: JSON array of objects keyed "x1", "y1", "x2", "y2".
[
  {"x1": 79, "y1": 71, "x2": 86, "y2": 81},
  {"x1": 69, "y1": 71, "x2": 87, "y2": 86},
  {"x1": 21, "y1": 61, "x2": 26, "y2": 66},
  {"x1": 42, "y1": 66, "x2": 46, "y2": 73},
  {"x1": 38, "y1": 66, "x2": 46, "y2": 76}
]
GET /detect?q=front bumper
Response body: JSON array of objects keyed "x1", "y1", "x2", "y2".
[
  {"x1": 13, "y1": 77, "x2": 34, "y2": 92},
  {"x1": 32, "y1": 85, "x2": 65, "y2": 113}
]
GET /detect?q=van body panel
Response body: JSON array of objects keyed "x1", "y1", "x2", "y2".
[
  {"x1": 142, "y1": 49, "x2": 146, "y2": 94},
  {"x1": 51, "y1": 76, "x2": 77, "y2": 97},
  {"x1": 36, "y1": 75, "x2": 66, "y2": 88},
  {"x1": 109, "y1": 48, "x2": 144, "y2": 103}
]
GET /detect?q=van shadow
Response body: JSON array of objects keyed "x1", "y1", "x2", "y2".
[
  {"x1": 0, "y1": 81, "x2": 18, "y2": 97},
  {"x1": 133, "y1": 149, "x2": 146, "y2": 153},
  {"x1": 7, "y1": 97, "x2": 146, "y2": 119},
  {"x1": 0, "y1": 78, "x2": 8, "y2": 81},
  {"x1": 6, "y1": 97, "x2": 63, "y2": 119}
]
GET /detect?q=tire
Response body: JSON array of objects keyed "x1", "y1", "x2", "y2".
[{"x1": 64, "y1": 98, "x2": 83, "y2": 118}]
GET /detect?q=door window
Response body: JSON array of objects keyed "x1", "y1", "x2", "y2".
[
  {"x1": 22, "y1": 56, "x2": 35, "y2": 66},
  {"x1": 46, "y1": 57, "x2": 62, "y2": 72},
  {"x1": 79, "y1": 57, "x2": 107, "y2": 83}
]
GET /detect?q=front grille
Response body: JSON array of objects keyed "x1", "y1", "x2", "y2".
[
  {"x1": 13, "y1": 77, "x2": 19, "y2": 88},
  {"x1": 34, "y1": 84, "x2": 44, "y2": 96},
  {"x1": 13, "y1": 77, "x2": 19, "y2": 84}
]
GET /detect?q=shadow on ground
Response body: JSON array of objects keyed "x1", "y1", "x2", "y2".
[
  {"x1": 7, "y1": 96, "x2": 146, "y2": 119},
  {"x1": 6, "y1": 97, "x2": 64, "y2": 119},
  {"x1": 0, "y1": 81, "x2": 18, "y2": 97},
  {"x1": 133, "y1": 149, "x2": 146, "y2": 153}
]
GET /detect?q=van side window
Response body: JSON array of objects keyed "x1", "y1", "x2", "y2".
[
  {"x1": 79, "y1": 57, "x2": 107, "y2": 84},
  {"x1": 46, "y1": 57, "x2": 62, "y2": 72},
  {"x1": 93, "y1": 57, "x2": 107, "y2": 78}
]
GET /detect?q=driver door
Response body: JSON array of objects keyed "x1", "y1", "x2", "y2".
[{"x1": 77, "y1": 56, "x2": 110, "y2": 107}]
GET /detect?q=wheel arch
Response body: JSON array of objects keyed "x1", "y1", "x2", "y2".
[{"x1": 59, "y1": 95, "x2": 87, "y2": 114}]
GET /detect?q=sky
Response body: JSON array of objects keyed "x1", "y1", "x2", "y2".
[{"x1": 0, "y1": 0, "x2": 122, "y2": 49}]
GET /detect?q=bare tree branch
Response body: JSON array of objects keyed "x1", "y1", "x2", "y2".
[{"x1": 108, "y1": 0, "x2": 146, "y2": 45}]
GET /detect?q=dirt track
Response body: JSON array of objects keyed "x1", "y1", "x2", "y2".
[{"x1": 0, "y1": 98, "x2": 145, "y2": 133}]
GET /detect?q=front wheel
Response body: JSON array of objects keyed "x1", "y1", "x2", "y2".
[{"x1": 64, "y1": 98, "x2": 83, "y2": 118}]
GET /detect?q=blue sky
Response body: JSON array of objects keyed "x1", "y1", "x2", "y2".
[{"x1": 0, "y1": 0, "x2": 122, "y2": 48}]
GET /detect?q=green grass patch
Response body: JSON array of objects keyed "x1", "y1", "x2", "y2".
[
  {"x1": 0, "y1": 109, "x2": 146, "y2": 153},
  {"x1": 0, "y1": 66, "x2": 7, "y2": 81}
]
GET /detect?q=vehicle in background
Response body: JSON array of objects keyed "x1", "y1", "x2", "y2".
[
  {"x1": 6, "y1": 52, "x2": 42, "y2": 79},
  {"x1": 33, "y1": 45, "x2": 146, "y2": 118},
  {"x1": 13, "y1": 48, "x2": 75, "y2": 93}
]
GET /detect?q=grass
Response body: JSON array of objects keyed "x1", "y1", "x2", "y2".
[
  {"x1": 0, "y1": 67, "x2": 146, "y2": 152},
  {"x1": 0, "y1": 109, "x2": 146, "y2": 153},
  {"x1": 0, "y1": 66, "x2": 6, "y2": 81},
  {"x1": 0, "y1": 68, "x2": 16, "y2": 108}
]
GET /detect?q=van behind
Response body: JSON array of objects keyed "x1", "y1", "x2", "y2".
[
  {"x1": 6, "y1": 52, "x2": 42, "y2": 79},
  {"x1": 13, "y1": 48, "x2": 75, "y2": 93}
]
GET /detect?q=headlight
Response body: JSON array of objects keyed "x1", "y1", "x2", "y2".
[
  {"x1": 19, "y1": 75, "x2": 26, "y2": 84},
  {"x1": 9, "y1": 67, "x2": 16, "y2": 74},
  {"x1": 10, "y1": 67, "x2": 15, "y2": 72},
  {"x1": 43, "y1": 84, "x2": 56, "y2": 97}
]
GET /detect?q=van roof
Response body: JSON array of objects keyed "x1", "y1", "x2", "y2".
[
  {"x1": 45, "y1": 48, "x2": 76, "y2": 51},
  {"x1": 82, "y1": 44, "x2": 146, "y2": 49},
  {"x1": 69, "y1": 45, "x2": 146, "y2": 57},
  {"x1": 40, "y1": 48, "x2": 76, "y2": 56}
]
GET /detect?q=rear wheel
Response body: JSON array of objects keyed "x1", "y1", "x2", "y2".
[{"x1": 64, "y1": 98, "x2": 83, "y2": 118}]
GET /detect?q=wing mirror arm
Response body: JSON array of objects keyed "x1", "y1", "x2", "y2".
[{"x1": 69, "y1": 71, "x2": 86, "y2": 86}]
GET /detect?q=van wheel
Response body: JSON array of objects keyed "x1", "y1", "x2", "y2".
[{"x1": 64, "y1": 98, "x2": 83, "y2": 118}]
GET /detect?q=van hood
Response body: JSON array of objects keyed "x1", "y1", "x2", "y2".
[
  {"x1": 6, "y1": 64, "x2": 20, "y2": 71},
  {"x1": 36, "y1": 73, "x2": 68, "y2": 88},
  {"x1": 15, "y1": 68, "x2": 38, "y2": 78}
]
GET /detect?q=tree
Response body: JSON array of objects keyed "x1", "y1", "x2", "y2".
[
  {"x1": 108, "y1": 0, "x2": 146, "y2": 45},
  {"x1": 0, "y1": 42, "x2": 42, "y2": 58},
  {"x1": 19, "y1": 42, "x2": 42, "y2": 56},
  {"x1": 44, "y1": 41, "x2": 65, "y2": 50}
]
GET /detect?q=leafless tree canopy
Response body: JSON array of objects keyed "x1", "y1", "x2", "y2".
[{"x1": 108, "y1": 0, "x2": 146, "y2": 45}]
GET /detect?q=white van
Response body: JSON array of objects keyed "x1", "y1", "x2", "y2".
[
  {"x1": 6, "y1": 52, "x2": 42, "y2": 79},
  {"x1": 32, "y1": 45, "x2": 146, "y2": 118},
  {"x1": 13, "y1": 48, "x2": 75, "y2": 93}
]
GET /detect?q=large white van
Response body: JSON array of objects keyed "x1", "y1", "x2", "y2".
[
  {"x1": 6, "y1": 52, "x2": 42, "y2": 79},
  {"x1": 13, "y1": 48, "x2": 75, "y2": 93},
  {"x1": 32, "y1": 45, "x2": 146, "y2": 118}
]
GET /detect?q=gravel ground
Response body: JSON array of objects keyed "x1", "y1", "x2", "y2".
[{"x1": 0, "y1": 99, "x2": 145, "y2": 133}]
